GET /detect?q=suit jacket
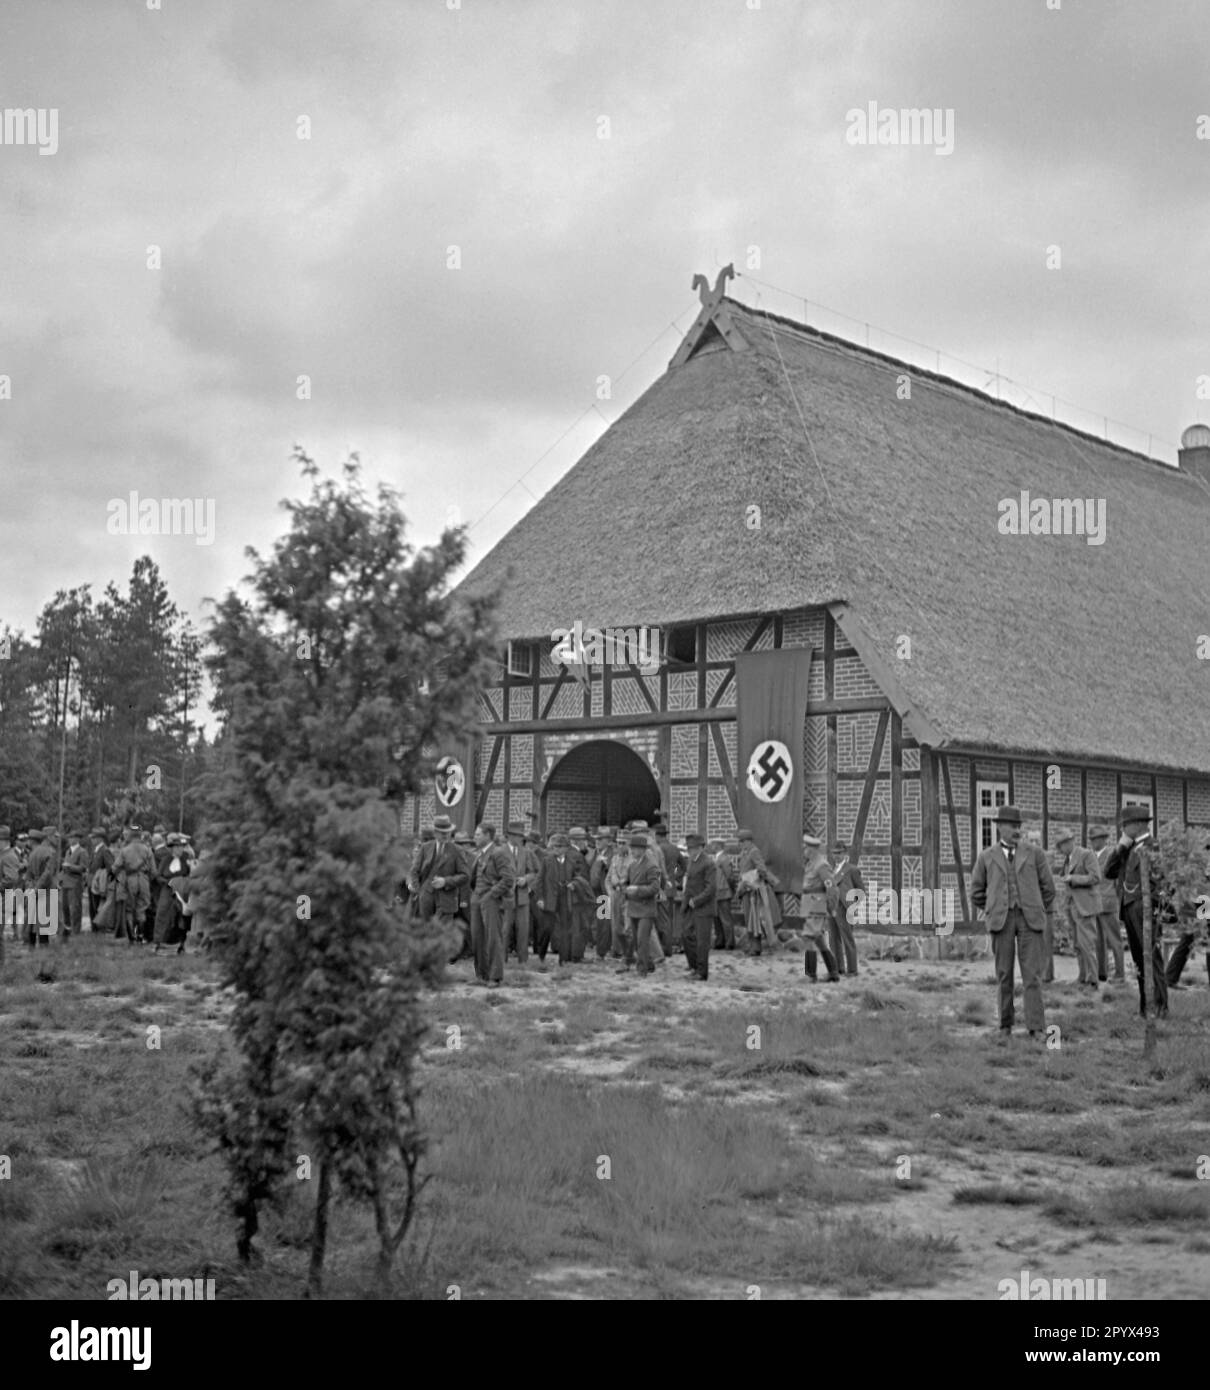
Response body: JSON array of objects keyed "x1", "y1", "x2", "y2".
[
  {"x1": 623, "y1": 855, "x2": 661, "y2": 919},
  {"x1": 714, "y1": 850, "x2": 736, "y2": 902},
  {"x1": 971, "y1": 840, "x2": 1055, "y2": 933},
  {"x1": 1094, "y1": 844, "x2": 1119, "y2": 913},
  {"x1": 26, "y1": 843, "x2": 59, "y2": 891},
  {"x1": 681, "y1": 850, "x2": 717, "y2": 918},
  {"x1": 537, "y1": 851, "x2": 588, "y2": 918},
  {"x1": 1103, "y1": 834, "x2": 1163, "y2": 920},
  {"x1": 470, "y1": 842, "x2": 515, "y2": 905},
  {"x1": 421, "y1": 840, "x2": 470, "y2": 915},
  {"x1": 1058, "y1": 845, "x2": 1101, "y2": 918},
  {"x1": 589, "y1": 848, "x2": 613, "y2": 898},
  {"x1": 829, "y1": 859, "x2": 865, "y2": 917},
  {"x1": 505, "y1": 841, "x2": 539, "y2": 904}
]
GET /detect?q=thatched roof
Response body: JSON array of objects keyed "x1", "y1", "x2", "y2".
[{"x1": 457, "y1": 294, "x2": 1210, "y2": 775}]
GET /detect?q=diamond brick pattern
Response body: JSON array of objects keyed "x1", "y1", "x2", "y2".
[
  {"x1": 672, "y1": 724, "x2": 697, "y2": 777},
  {"x1": 511, "y1": 734, "x2": 533, "y2": 783},
  {"x1": 671, "y1": 785, "x2": 697, "y2": 836},
  {"x1": 706, "y1": 668, "x2": 732, "y2": 706},
  {"x1": 706, "y1": 620, "x2": 753, "y2": 661},
  {"x1": 667, "y1": 671, "x2": 696, "y2": 711},
  {"x1": 902, "y1": 745, "x2": 920, "y2": 772},
  {"x1": 901, "y1": 853, "x2": 923, "y2": 890},
  {"x1": 509, "y1": 686, "x2": 532, "y2": 721}
]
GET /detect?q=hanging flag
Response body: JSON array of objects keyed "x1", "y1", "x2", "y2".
[{"x1": 736, "y1": 647, "x2": 814, "y2": 893}]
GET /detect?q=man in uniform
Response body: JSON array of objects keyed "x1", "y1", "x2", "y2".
[
  {"x1": 623, "y1": 831, "x2": 663, "y2": 977},
  {"x1": 60, "y1": 828, "x2": 89, "y2": 938},
  {"x1": 1089, "y1": 826, "x2": 1126, "y2": 982},
  {"x1": 24, "y1": 827, "x2": 58, "y2": 948},
  {"x1": 680, "y1": 832, "x2": 717, "y2": 981},
  {"x1": 116, "y1": 825, "x2": 155, "y2": 943},
  {"x1": 801, "y1": 834, "x2": 841, "y2": 982},
  {"x1": 1103, "y1": 805, "x2": 1169, "y2": 1019},
  {"x1": 1054, "y1": 826, "x2": 1102, "y2": 988},
  {"x1": 971, "y1": 805, "x2": 1055, "y2": 1040},
  {"x1": 827, "y1": 839, "x2": 863, "y2": 977},
  {"x1": 468, "y1": 821, "x2": 514, "y2": 988},
  {"x1": 503, "y1": 821, "x2": 539, "y2": 966}
]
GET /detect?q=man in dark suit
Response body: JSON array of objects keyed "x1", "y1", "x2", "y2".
[
  {"x1": 971, "y1": 805, "x2": 1056, "y2": 1039},
  {"x1": 468, "y1": 821, "x2": 515, "y2": 988},
  {"x1": 653, "y1": 824, "x2": 683, "y2": 955},
  {"x1": 1103, "y1": 805, "x2": 1169, "y2": 1019},
  {"x1": 680, "y1": 832, "x2": 717, "y2": 981},
  {"x1": 536, "y1": 832, "x2": 589, "y2": 968},
  {"x1": 502, "y1": 821, "x2": 539, "y2": 966},
  {"x1": 827, "y1": 839, "x2": 864, "y2": 977},
  {"x1": 419, "y1": 815, "x2": 471, "y2": 961},
  {"x1": 589, "y1": 827, "x2": 616, "y2": 960}
]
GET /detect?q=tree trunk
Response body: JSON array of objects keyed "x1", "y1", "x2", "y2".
[{"x1": 306, "y1": 1157, "x2": 332, "y2": 1298}]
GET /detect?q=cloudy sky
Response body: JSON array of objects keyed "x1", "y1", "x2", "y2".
[{"x1": 2, "y1": 0, "x2": 1207, "y2": 643}]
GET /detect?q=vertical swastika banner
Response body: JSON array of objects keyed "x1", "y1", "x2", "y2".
[{"x1": 736, "y1": 647, "x2": 815, "y2": 894}]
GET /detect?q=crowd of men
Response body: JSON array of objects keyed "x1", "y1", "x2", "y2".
[
  {"x1": 399, "y1": 811, "x2": 869, "y2": 989},
  {"x1": 0, "y1": 822, "x2": 200, "y2": 961},
  {"x1": 400, "y1": 804, "x2": 1209, "y2": 1017}
]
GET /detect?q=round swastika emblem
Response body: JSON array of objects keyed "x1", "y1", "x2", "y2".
[
  {"x1": 746, "y1": 739, "x2": 793, "y2": 803},
  {"x1": 434, "y1": 755, "x2": 466, "y2": 808}
]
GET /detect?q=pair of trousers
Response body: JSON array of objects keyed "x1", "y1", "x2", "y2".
[
  {"x1": 803, "y1": 920, "x2": 839, "y2": 980},
  {"x1": 657, "y1": 896, "x2": 674, "y2": 954},
  {"x1": 594, "y1": 900, "x2": 612, "y2": 958},
  {"x1": 1095, "y1": 910, "x2": 1125, "y2": 979},
  {"x1": 1166, "y1": 932, "x2": 1210, "y2": 986},
  {"x1": 992, "y1": 906, "x2": 1045, "y2": 1032},
  {"x1": 1069, "y1": 907, "x2": 1100, "y2": 984},
  {"x1": 62, "y1": 883, "x2": 83, "y2": 934},
  {"x1": 1121, "y1": 900, "x2": 1168, "y2": 1016},
  {"x1": 1041, "y1": 913, "x2": 1055, "y2": 982},
  {"x1": 502, "y1": 898, "x2": 531, "y2": 963},
  {"x1": 682, "y1": 912, "x2": 713, "y2": 980},
  {"x1": 629, "y1": 914, "x2": 658, "y2": 973},
  {"x1": 713, "y1": 905, "x2": 734, "y2": 949},
  {"x1": 533, "y1": 907, "x2": 553, "y2": 961},
  {"x1": 470, "y1": 895, "x2": 504, "y2": 982},
  {"x1": 827, "y1": 911, "x2": 858, "y2": 974}
]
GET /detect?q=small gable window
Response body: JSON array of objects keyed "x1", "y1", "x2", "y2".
[
  {"x1": 665, "y1": 626, "x2": 697, "y2": 665},
  {"x1": 507, "y1": 641, "x2": 533, "y2": 678}
]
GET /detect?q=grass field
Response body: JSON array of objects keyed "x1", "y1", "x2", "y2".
[{"x1": 2, "y1": 930, "x2": 1209, "y2": 1299}]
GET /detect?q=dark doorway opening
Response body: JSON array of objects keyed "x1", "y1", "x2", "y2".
[{"x1": 541, "y1": 740, "x2": 660, "y2": 835}]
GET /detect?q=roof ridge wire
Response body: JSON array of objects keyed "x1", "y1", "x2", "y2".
[
  {"x1": 736, "y1": 271, "x2": 1176, "y2": 462},
  {"x1": 466, "y1": 305, "x2": 698, "y2": 535}
]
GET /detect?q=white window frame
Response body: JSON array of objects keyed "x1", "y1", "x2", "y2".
[
  {"x1": 976, "y1": 780, "x2": 1010, "y2": 853},
  {"x1": 1121, "y1": 793, "x2": 1154, "y2": 819}
]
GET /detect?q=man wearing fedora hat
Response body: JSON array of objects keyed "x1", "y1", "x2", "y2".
[
  {"x1": 1103, "y1": 805, "x2": 1169, "y2": 1018},
  {"x1": 622, "y1": 830, "x2": 663, "y2": 976},
  {"x1": 1054, "y1": 827, "x2": 1103, "y2": 988},
  {"x1": 1088, "y1": 826, "x2": 1126, "y2": 982},
  {"x1": 503, "y1": 821, "x2": 540, "y2": 966},
  {"x1": 971, "y1": 805, "x2": 1056, "y2": 1039},
  {"x1": 419, "y1": 815, "x2": 472, "y2": 963},
  {"x1": 680, "y1": 832, "x2": 717, "y2": 981},
  {"x1": 536, "y1": 832, "x2": 588, "y2": 969}
]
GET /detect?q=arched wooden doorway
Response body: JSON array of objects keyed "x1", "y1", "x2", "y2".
[{"x1": 540, "y1": 740, "x2": 660, "y2": 836}]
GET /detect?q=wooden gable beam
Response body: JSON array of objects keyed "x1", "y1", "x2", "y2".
[
  {"x1": 669, "y1": 264, "x2": 750, "y2": 369},
  {"x1": 826, "y1": 603, "x2": 947, "y2": 750}
]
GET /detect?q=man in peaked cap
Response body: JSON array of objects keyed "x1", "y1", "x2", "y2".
[
  {"x1": 24, "y1": 826, "x2": 58, "y2": 949},
  {"x1": 971, "y1": 805, "x2": 1056, "y2": 1040},
  {"x1": 800, "y1": 834, "x2": 841, "y2": 983},
  {"x1": 680, "y1": 832, "x2": 717, "y2": 981},
  {"x1": 1103, "y1": 805, "x2": 1169, "y2": 1019},
  {"x1": 1088, "y1": 825, "x2": 1126, "y2": 982},
  {"x1": 1054, "y1": 827, "x2": 1102, "y2": 988}
]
